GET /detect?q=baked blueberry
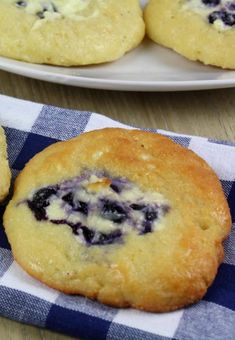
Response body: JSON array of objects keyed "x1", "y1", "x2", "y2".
[
  {"x1": 209, "y1": 10, "x2": 235, "y2": 26},
  {"x1": 51, "y1": 2, "x2": 58, "y2": 13},
  {"x1": 80, "y1": 226, "x2": 95, "y2": 243},
  {"x1": 110, "y1": 183, "x2": 120, "y2": 193},
  {"x1": 202, "y1": 0, "x2": 220, "y2": 7},
  {"x1": 15, "y1": 1, "x2": 27, "y2": 8},
  {"x1": 101, "y1": 200, "x2": 128, "y2": 224},
  {"x1": 145, "y1": 209, "x2": 158, "y2": 222},
  {"x1": 110, "y1": 178, "x2": 127, "y2": 193},
  {"x1": 27, "y1": 186, "x2": 57, "y2": 221},
  {"x1": 221, "y1": 11, "x2": 235, "y2": 25},
  {"x1": 36, "y1": 10, "x2": 46, "y2": 19},
  {"x1": 130, "y1": 203, "x2": 146, "y2": 211},
  {"x1": 63, "y1": 193, "x2": 88, "y2": 215},
  {"x1": 141, "y1": 221, "x2": 152, "y2": 234},
  {"x1": 50, "y1": 219, "x2": 81, "y2": 236},
  {"x1": 62, "y1": 192, "x2": 74, "y2": 206},
  {"x1": 81, "y1": 227, "x2": 122, "y2": 246},
  {"x1": 74, "y1": 200, "x2": 88, "y2": 215},
  {"x1": 93, "y1": 229, "x2": 122, "y2": 245},
  {"x1": 36, "y1": 2, "x2": 58, "y2": 19},
  {"x1": 227, "y1": 2, "x2": 235, "y2": 11}
]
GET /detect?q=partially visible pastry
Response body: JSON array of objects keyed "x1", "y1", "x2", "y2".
[
  {"x1": 0, "y1": 126, "x2": 11, "y2": 202},
  {"x1": 0, "y1": 0, "x2": 145, "y2": 66},
  {"x1": 145, "y1": 0, "x2": 235, "y2": 69}
]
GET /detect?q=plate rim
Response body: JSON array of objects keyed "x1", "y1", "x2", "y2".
[{"x1": 0, "y1": 55, "x2": 235, "y2": 92}]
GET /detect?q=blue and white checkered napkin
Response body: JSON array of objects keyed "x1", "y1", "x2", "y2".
[{"x1": 0, "y1": 94, "x2": 234, "y2": 340}]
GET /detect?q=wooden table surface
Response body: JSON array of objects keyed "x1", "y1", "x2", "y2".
[{"x1": 0, "y1": 69, "x2": 234, "y2": 339}]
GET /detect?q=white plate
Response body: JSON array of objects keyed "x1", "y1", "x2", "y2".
[
  {"x1": 0, "y1": 0, "x2": 235, "y2": 91},
  {"x1": 1, "y1": 40, "x2": 235, "y2": 92}
]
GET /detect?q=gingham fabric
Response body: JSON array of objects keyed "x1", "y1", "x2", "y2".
[{"x1": 0, "y1": 94, "x2": 234, "y2": 340}]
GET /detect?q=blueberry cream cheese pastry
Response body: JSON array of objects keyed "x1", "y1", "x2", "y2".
[
  {"x1": 4, "y1": 128, "x2": 231, "y2": 312},
  {"x1": 145, "y1": 0, "x2": 235, "y2": 69},
  {"x1": 0, "y1": 126, "x2": 11, "y2": 202},
  {"x1": 0, "y1": 0, "x2": 145, "y2": 66}
]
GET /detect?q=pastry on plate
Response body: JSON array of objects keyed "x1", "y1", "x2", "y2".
[
  {"x1": 4, "y1": 128, "x2": 231, "y2": 312},
  {"x1": 0, "y1": 0, "x2": 145, "y2": 66},
  {"x1": 144, "y1": 0, "x2": 235, "y2": 69},
  {"x1": 0, "y1": 126, "x2": 11, "y2": 202}
]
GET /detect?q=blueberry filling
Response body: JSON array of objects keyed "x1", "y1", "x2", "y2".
[
  {"x1": 15, "y1": 1, "x2": 59, "y2": 19},
  {"x1": 203, "y1": 0, "x2": 235, "y2": 26},
  {"x1": 27, "y1": 171, "x2": 170, "y2": 246},
  {"x1": 187, "y1": 0, "x2": 235, "y2": 27}
]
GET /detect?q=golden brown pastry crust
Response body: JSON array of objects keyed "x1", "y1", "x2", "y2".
[
  {"x1": 0, "y1": 126, "x2": 11, "y2": 202},
  {"x1": 0, "y1": 0, "x2": 145, "y2": 66},
  {"x1": 144, "y1": 0, "x2": 235, "y2": 69},
  {"x1": 4, "y1": 128, "x2": 231, "y2": 312}
]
